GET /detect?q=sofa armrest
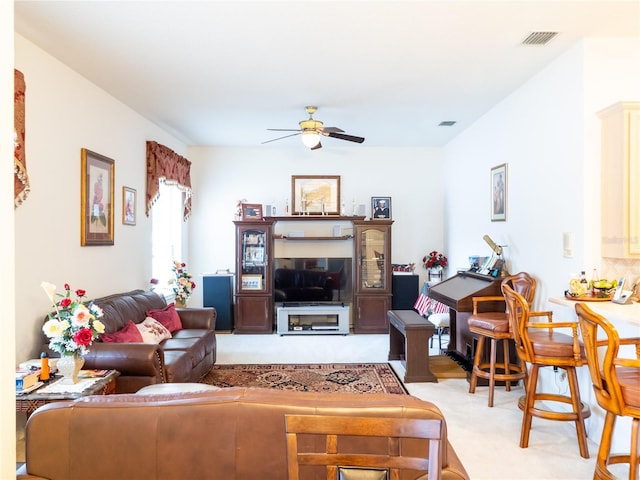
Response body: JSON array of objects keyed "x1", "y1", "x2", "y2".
[
  {"x1": 82, "y1": 343, "x2": 165, "y2": 382},
  {"x1": 177, "y1": 307, "x2": 216, "y2": 330}
]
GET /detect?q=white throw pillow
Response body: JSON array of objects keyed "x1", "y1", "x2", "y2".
[{"x1": 136, "y1": 317, "x2": 172, "y2": 344}]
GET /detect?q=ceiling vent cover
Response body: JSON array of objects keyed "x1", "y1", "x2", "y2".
[
  {"x1": 522, "y1": 32, "x2": 558, "y2": 45},
  {"x1": 439, "y1": 121, "x2": 457, "y2": 127}
]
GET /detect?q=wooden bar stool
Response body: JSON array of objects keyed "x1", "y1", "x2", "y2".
[
  {"x1": 503, "y1": 284, "x2": 591, "y2": 459},
  {"x1": 468, "y1": 272, "x2": 535, "y2": 407},
  {"x1": 576, "y1": 303, "x2": 640, "y2": 479}
]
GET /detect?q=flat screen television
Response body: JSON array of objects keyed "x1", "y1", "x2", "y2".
[{"x1": 273, "y1": 257, "x2": 352, "y2": 305}]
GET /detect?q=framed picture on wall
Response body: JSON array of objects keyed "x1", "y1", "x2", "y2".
[
  {"x1": 291, "y1": 175, "x2": 340, "y2": 215},
  {"x1": 81, "y1": 148, "x2": 115, "y2": 245},
  {"x1": 371, "y1": 196, "x2": 391, "y2": 219},
  {"x1": 490, "y1": 163, "x2": 507, "y2": 221},
  {"x1": 122, "y1": 186, "x2": 136, "y2": 226}
]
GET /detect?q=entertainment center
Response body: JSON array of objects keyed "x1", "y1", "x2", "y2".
[{"x1": 234, "y1": 216, "x2": 393, "y2": 334}]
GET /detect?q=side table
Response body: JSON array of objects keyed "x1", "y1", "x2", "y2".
[{"x1": 16, "y1": 370, "x2": 119, "y2": 418}]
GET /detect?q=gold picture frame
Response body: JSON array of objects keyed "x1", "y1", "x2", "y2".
[
  {"x1": 81, "y1": 148, "x2": 114, "y2": 245},
  {"x1": 490, "y1": 163, "x2": 507, "y2": 222},
  {"x1": 291, "y1": 175, "x2": 340, "y2": 215},
  {"x1": 122, "y1": 186, "x2": 136, "y2": 226}
]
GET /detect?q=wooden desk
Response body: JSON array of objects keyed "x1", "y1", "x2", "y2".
[
  {"x1": 387, "y1": 310, "x2": 437, "y2": 383},
  {"x1": 16, "y1": 370, "x2": 119, "y2": 417}
]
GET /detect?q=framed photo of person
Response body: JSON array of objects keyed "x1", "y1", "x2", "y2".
[
  {"x1": 490, "y1": 163, "x2": 507, "y2": 221},
  {"x1": 371, "y1": 196, "x2": 391, "y2": 219}
]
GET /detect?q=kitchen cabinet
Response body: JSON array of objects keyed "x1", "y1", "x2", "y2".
[{"x1": 599, "y1": 101, "x2": 640, "y2": 258}]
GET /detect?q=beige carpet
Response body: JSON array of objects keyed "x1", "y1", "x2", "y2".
[
  {"x1": 200, "y1": 363, "x2": 407, "y2": 395},
  {"x1": 429, "y1": 355, "x2": 467, "y2": 379}
]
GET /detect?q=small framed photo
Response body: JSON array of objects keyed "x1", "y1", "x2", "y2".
[
  {"x1": 81, "y1": 148, "x2": 115, "y2": 246},
  {"x1": 241, "y1": 203, "x2": 263, "y2": 221},
  {"x1": 371, "y1": 196, "x2": 391, "y2": 219},
  {"x1": 241, "y1": 274, "x2": 263, "y2": 290},
  {"x1": 122, "y1": 186, "x2": 136, "y2": 225},
  {"x1": 490, "y1": 163, "x2": 507, "y2": 221}
]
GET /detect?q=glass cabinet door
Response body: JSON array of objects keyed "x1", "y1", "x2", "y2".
[
  {"x1": 358, "y1": 227, "x2": 388, "y2": 291},
  {"x1": 240, "y1": 229, "x2": 268, "y2": 292}
]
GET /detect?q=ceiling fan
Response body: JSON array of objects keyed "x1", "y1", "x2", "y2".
[{"x1": 262, "y1": 106, "x2": 365, "y2": 150}]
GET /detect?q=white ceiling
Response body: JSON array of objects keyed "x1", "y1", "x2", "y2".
[{"x1": 14, "y1": 1, "x2": 640, "y2": 148}]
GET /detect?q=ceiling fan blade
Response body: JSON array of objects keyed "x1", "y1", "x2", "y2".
[
  {"x1": 267, "y1": 128, "x2": 301, "y2": 132},
  {"x1": 326, "y1": 132, "x2": 365, "y2": 143},
  {"x1": 311, "y1": 141, "x2": 322, "y2": 150},
  {"x1": 321, "y1": 126, "x2": 345, "y2": 133},
  {"x1": 261, "y1": 132, "x2": 301, "y2": 144}
]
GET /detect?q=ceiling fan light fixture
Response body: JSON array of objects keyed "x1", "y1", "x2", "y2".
[{"x1": 301, "y1": 131, "x2": 321, "y2": 148}]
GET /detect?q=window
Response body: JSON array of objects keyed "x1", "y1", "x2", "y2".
[{"x1": 151, "y1": 182, "x2": 183, "y2": 294}]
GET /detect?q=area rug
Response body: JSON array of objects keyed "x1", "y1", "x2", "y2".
[
  {"x1": 429, "y1": 355, "x2": 467, "y2": 379},
  {"x1": 200, "y1": 363, "x2": 407, "y2": 395}
]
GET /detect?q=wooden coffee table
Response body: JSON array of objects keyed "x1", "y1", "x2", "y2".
[{"x1": 16, "y1": 370, "x2": 119, "y2": 417}]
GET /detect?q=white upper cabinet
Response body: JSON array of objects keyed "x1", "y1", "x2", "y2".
[{"x1": 599, "y1": 101, "x2": 640, "y2": 258}]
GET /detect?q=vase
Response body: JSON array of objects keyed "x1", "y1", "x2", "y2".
[
  {"x1": 428, "y1": 267, "x2": 444, "y2": 282},
  {"x1": 57, "y1": 353, "x2": 84, "y2": 384},
  {"x1": 175, "y1": 299, "x2": 186, "y2": 308}
]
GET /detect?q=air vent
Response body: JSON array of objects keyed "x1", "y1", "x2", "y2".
[
  {"x1": 522, "y1": 32, "x2": 558, "y2": 45},
  {"x1": 439, "y1": 121, "x2": 457, "y2": 127}
]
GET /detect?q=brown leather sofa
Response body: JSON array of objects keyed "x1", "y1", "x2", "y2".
[
  {"x1": 17, "y1": 387, "x2": 470, "y2": 480},
  {"x1": 43, "y1": 289, "x2": 217, "y2": 393}
]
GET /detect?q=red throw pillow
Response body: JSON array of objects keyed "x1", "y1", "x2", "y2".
[
  {"x1": 145, "y1": 303, "x2": 182, "y2": 333},
  {"x1": 101, "y1": 320, "x2": 143, "y2": 343}
]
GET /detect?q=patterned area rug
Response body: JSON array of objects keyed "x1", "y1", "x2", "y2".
[{"x1": 200, "y1": 363, "x2": 407, "y2": 395}]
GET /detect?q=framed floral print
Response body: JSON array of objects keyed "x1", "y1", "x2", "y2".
[{"x1": 81, "y1": 148, "x2": 114, "y2": 245}]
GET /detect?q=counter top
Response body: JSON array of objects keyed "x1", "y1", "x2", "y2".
[{"x1": 548, "y1": 296, "x2": 640, "y2": 327}]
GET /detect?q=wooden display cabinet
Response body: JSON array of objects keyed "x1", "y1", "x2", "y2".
[
  {"x1": 234, "y1": 220, "x2": 275, "y2": 333},
  {"x1": 353, "y1": 219, "x2": 393, "y2": 333}
]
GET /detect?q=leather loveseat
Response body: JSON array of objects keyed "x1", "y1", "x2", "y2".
[
  {"x1": 43, "y1": 289, "x2": 217, "y2": 393},
  {"x1": 274, "y1": 268, "x2": 335, "y2": 302},
  {"x1": 17, "y1": 387, "x2": 470, "y2": 480}
]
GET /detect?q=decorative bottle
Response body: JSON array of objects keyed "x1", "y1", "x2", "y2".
[
  {"x1": 40, "y1": 352, "x2": 50, "y2": 382},
  {"x1": 579, "y1": 271, "x2": 588, "y2": 294}
]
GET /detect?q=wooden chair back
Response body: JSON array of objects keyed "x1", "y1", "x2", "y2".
[
  {"x1": 285, "y1": 414, "x2": 443, "y2": 480},
  {"x1": 503, "y1": 272, "x2": 536, "y2": 309},
  {"x1": 502, "y1": 284, "x2": 582, "y2": 367},
  {"x1": 575, "y1": 302, "x2": 632, "y2": 415}
]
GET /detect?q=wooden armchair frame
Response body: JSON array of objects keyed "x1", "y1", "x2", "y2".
[
  {"x1": 576, "y1": 302, "x2": 640, "y2": 479},
  {"x1": 503, "y1": 284, "x2": 591, "y2": 458},
  {"x1": 285, "y1": 414, "x2": 443, "y2": 480}
]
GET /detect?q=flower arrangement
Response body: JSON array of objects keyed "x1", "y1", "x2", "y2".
[
  {"x1": 423, "y1": 250, "x2": 448, "y2": 270},
  {"x1": 172, "y1": 261, "x2": 196, "y2": 304},
  {"x1": 41, "y1": 282, "x2": 105, "y2": 356}
]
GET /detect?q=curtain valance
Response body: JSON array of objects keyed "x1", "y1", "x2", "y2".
[
  {"x1": 145, "y1": 141, "x2": 192, "y2": 220},
  {"x1": 14, "y1": 69, "x2": 30, "y2": 208}
]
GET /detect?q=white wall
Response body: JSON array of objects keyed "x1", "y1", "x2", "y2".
[
  {"x1": 2, "y1": 1, "x2": 16, "y2": 477},
  {"x1": 187, "y1": 146, "x2": 445, "y2": 306},
  {"x1": 13, "y1": 34, "x2": 188, "y2": 362},
  {"x1": 444, "y1": 39, "x2": 640, "y2": 309}
]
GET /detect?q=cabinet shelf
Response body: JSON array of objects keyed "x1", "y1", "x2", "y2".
[
  {"x1": 266, "y1": 216, "x2": 365, "y2": 222},
  {"x1": 273, "y1": 234, "x2": 353, "y2": 241}
]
